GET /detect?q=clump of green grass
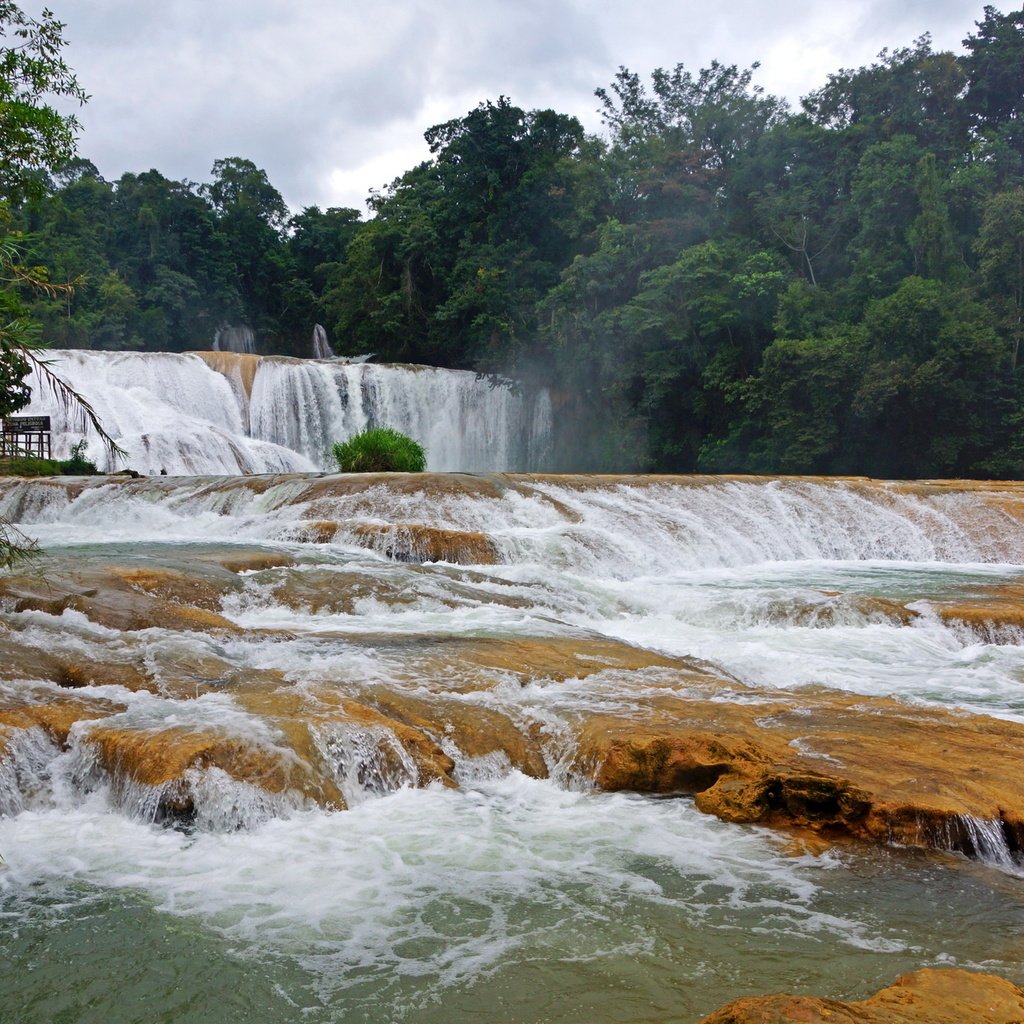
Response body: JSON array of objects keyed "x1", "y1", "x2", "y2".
[
  {"x1": 0, "y1": 456, "x2": 60, "y2": 476},
  {"x1": 332, "y1": 427, "x2": 426, "y2": 473},
  {"x1": 1, "y1": 440, "x2": 101, "y2": 477}
]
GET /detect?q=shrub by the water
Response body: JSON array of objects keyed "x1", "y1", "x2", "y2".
[
  {"x1": 332, "y1": 428, "x2": 426, "y2": 473},
  {"x1": 2, "y1": 441, "x2": 102, "y2": 477},
  {"x1": 58, "y1": 440, "x2": 99, "y2": 475}
]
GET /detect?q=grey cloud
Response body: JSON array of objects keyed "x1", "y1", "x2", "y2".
[{"x1": 25, "y1": 0, "x2": 992, "y2": 212}]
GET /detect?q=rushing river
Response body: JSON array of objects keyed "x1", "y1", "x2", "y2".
[{"x1": 2, "y1": 473, "x2": 1024, "y2": 1023}]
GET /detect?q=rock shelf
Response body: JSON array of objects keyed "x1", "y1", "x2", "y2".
[{"x1": 696, "y1": 968, "x2": 1024, "y2": 1023}]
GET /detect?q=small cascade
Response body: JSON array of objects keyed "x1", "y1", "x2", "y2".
[
  {"x1": 929, "y1": 814, "x2": 1024, "y2": 874},
  {"x1": 213, "y1": 325, "x2": 257, "y2": 354},
  {"x1": 0, "y1": 722, "x2": 305, "y2": 831},
  {"x1": 311, "y1": 323, "x2": 335, "y2": 360},
  {"x1": 314, "y1": 724, "x2": 420, "y2": 806},
  {"x1": 6, "y1": 472, "x2": 1024, "y2": 567},
  {"x1": 0, "y1": 727, "x2": 60, "y2": 817}
]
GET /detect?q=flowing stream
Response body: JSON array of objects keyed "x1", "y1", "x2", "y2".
[{"x1": 2, "y1": 473, "x2": 1024, "y2": 1022}]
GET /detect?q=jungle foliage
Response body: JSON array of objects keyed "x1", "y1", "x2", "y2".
[{"x1": 4, "y1": 4, "x2": 1024, "y2": 477}]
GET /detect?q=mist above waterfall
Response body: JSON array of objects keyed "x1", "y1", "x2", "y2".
[
  {"x1": 24, "y1": 350, "x2": 552, "y2": 476},
  {"x1": 213, "y1": 325, "x2": 257, "y2": 355}
]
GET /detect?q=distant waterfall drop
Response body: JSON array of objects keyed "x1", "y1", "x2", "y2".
[
  {"x1": 312, "y1": 324, "x2": 335, "y2": 360},
  {"x1": 25, "y1": 350, "x2": 554, "y2": 475},
  {"x1": 213, "y1": 325, "x2": 257, "y2": 354}
]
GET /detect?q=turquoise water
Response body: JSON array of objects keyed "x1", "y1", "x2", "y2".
[{"x1": 3, "y1": 785, "x2": 1024, "y2": 1024}]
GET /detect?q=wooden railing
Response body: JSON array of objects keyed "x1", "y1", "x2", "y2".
[{"x1": 0, "y1": 416, "x2": 52, "y2": 459}]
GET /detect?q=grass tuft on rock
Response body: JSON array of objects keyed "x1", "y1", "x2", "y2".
[{"x1": 332, "y1": 427, "x2": 427, "y2": 473}]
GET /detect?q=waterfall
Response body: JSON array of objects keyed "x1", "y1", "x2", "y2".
[
  {"x1": 21, "y1": 350, "x2": 553, "y2": 475},
  {"x1": 311, "y1": 324, "x2": 335, "y2": 360},
  {"x1": 213, "y1": 325, "x2": 257, "y2": 354}
]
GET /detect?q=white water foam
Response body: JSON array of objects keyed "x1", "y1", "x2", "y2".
[
  {"x1": 5, "y1": 473, "x2": 1024, "y2": 1018},
  {"x1": 0, "y1": 776, "x2": 897, "y2": 988},
  {"x1": 23, "y1": 350, "x2": 552, "y2": 475}
]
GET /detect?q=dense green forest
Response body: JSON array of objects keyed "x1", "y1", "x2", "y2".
[{"x1": 5, "y1": 5, "x2": 1024, "y2": 476}]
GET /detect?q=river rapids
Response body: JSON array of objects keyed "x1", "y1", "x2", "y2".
[{"x1": 2, "y1": 471, "x2": 1024, "y2": 1023}]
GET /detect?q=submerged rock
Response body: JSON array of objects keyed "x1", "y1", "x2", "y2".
[
  {"x1": 0, "y1": 693, "x2": 126, "y2": 745},
  {"x1": 347, "y1": 522, "x2": 500, "y2": 564},
  {"x1": 0, "y1": 563, "x2": 243, "y2": 634},
  {"x1": 696, "y1": 967, "x2": 1024, "y2": 1023}
]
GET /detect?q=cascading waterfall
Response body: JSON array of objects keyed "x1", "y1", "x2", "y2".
[
  {"x1": 311, "y1": 323, "x2": 335, "y2": 359},
  {"x1": 4, "y1": 473, "x2": 1022, "y2": 568},
  {"x1": 213, "y1": 325, "x2": 257, "y2": 354},
  {"x1": 20, "y1": 349, "x2": 553, "y2": 475}
]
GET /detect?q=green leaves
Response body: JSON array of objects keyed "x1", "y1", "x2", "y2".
[
  {"x1": 331, "y1": 428, "x2": 427, "y2": 473},
  {"x1": 0, "y1": 2, "x2": 86, "y2": 203}
]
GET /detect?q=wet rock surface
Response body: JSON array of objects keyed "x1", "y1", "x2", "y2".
[
  {"x1": 932, "y1": 581, "x2": 1024, "y2": 642},
  {"x1": 0, "y1": 562, "x2": 244, "y2": 634},
  {"x1": 3, "y1": 474, "x2": 1024, "y2": 864},
  {"x1": 696, "y1": 967, "x2": 1024, "y2": 1023},
  {"x1": 577, "y1": 687, "x2": 1024, "y2": 858}
]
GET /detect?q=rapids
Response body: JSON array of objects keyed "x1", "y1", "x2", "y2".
[
  {"x1": 2, "y1": 472, "x2": 1024, "y2": 1022},
  {"x1": 21, "y1": 350, "x2": 552, "y2": 475}
]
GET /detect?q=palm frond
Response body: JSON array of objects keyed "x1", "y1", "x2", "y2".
[
  {"x1": 0, "y1": 514, "x2": 40, "y2": 569},
  {"x1": 21, "y1": 347, "x2": 126, "y2": 461}
]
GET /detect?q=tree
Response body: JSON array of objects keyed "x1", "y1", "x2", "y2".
[
  {"x1": 962, "y1": 6, "x2": 1024, "y2": 165},
  {"x1": 288, "y1": 205, "x2": 361, "y2": 282},
  {"x1": 0, "y1": 2, "x2": 119, "y2": 567},
  {"x1": 907, "y1": 153, "x2": 959, "y2": 282},
  {"x1": 325, "y1": 97, "x2": 601, "y2": 369},
  {"x1": 801, "y1": 36, "x2": 969, "y2": 163},
  {"x1": 734, "y1": 327, "x2": 866, "y2": 473},
  {"x1": 595, "y1": 61, "x2": 787, "y2": 238},
  {"x1": 0, "y1": 1, "x2": 109, "y2": 431},
  {"x1": 201, "y1": 157, "x2": 302, "y2": 349},
  {"x1": 0, "y1": 1, "x2": 86, "y2": 417},
  {"x1": 975, "y1": 187, "x2": 1024, "y2": 370},
  {"x1": 0, "y1": 1, "x2": 86, "y2": 203},
  {"x1": 852, "y1": 277, "x2": 1010, "y2": 475},
  {"x1": 596, "y1": 60, "x2": 788, "y2": 170},
  {"x1": 848, "y1": 135, "x2": 925, "y2": 297}
]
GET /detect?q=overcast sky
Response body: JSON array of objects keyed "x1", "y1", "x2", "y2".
[{"x1": 29, "y1": 0, "x2": 990, "y2": 214}]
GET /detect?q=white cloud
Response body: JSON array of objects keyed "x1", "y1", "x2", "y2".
[{"x1": 23, "y1": 0, "x2": 990, "y2": 212}]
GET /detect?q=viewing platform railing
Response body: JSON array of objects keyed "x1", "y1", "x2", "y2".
[{"x1": 0, "y1": 416, "x2": 52, "y2": 460}]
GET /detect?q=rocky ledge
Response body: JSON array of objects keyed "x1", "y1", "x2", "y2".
[
  {"x1": 2, "y1": 550, "x2": 1024, "y2": 866},
  {"x1": 696, "y1": 968, "x2": 1024, "y2": 1023},
  {"x1": 575, "y1": 683, "x2": 1024, "y2": 861}
]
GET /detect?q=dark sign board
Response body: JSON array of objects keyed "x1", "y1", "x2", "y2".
[{"x1": 2, "y1": 416, "x2": 51, "y2": 433}]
